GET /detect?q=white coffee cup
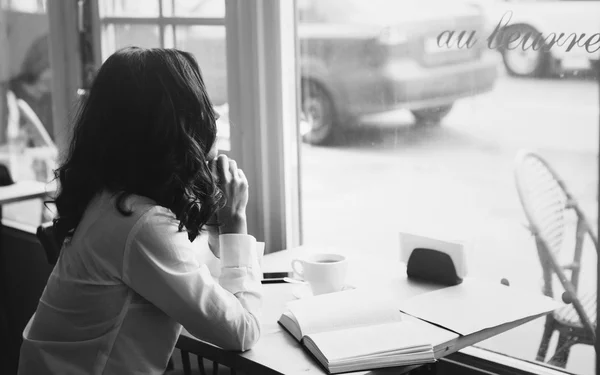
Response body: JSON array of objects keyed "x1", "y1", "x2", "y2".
[{"x1": 291, "y1": 253, "x2": 348, "y2": 295}]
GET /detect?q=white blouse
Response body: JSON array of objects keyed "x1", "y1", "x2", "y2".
[{"x1": 17, "y1": 191, "x2": 263, "y2": 375}]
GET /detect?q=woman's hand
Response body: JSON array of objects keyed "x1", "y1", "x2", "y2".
[{"x1": 211, "y1": 154, "x2": 248, "y2": 235}]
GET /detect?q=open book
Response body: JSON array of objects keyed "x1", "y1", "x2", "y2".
[{"x1": 278, "y1": 288, "x2": 435, "y2": 374}]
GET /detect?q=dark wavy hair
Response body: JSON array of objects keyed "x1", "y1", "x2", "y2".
[{"x1": 51, "y1": 47, "x2": 223, "y2": 244}]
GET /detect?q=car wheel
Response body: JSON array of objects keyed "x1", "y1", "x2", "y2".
[
  {"x1": 300, "y1": 80, "x2": 337, "y2": 145},
  {"x1": 500, "y1": 25, "x2": 549, "y2": 78},
  {"x1": 411, "y1": 104, "x2": 454, "y2": 125}
]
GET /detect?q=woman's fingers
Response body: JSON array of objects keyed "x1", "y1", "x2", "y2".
[
  {"x1": 215, "y1": 154, "x2": 232, "y2": 183},
  {"x1": 237, "y1": 169, "x2": 248, "y2": 189},
  {"x1": 211, "y1": 155, "x2": 248, "y2": 234},
  {"x1": 228, "y1": 159, "x2": 238, "y2": 180},
  {"x1": 212, "y1": 155, "x2": 247, "y2": 190}
]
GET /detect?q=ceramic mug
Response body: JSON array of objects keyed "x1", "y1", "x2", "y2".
[{"x1": 291, "y1": 253, "x2": 348, "y2": 295}]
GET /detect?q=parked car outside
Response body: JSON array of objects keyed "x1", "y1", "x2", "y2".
[
  {"x1": 470, "y1": 0, "x2": 600, "y2": 78},
  {"x1": 296, "y1": 0, "x2": 499, "y2": 144}
]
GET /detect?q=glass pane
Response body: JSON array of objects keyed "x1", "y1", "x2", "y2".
[
  {"x1": 0, "y1": 3, "x2": 58, "y2": 226},
  {"x1": 295, "y1": 0, "x2": 598, "y2": 374},
  {"x1": 3, "y1": 0, "x2": 46, "y2": 13},
  {"x1": 164, "y1": 0, "x2": 225, "y2": 18},
  {"x1": 100, "y1": 24, "x2": 161, "y2": 59},
  {"x1": 99, "y1": 0, "x2": 159, "y2": 18},
  {"x1": 175, "y1": 25, "x2": 229, "y2": 150}
]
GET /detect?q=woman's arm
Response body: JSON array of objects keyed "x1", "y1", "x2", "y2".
[
  {"x1": 123, "y1": 207, "x2": 262, "y2": 351},
  {"x1": 205, "y1": 221, "x2": 221, "y2": 259}
]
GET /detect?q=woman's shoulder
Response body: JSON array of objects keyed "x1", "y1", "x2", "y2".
[{"x1": 97, "y1": 190, "x2": 177, "y2": 229}]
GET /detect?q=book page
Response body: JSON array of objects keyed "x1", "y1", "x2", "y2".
[
  {"x1": 305, "y1": 321, "x2": 433, "y2": 362},
  {"x1": 278, "y1": 312, "x2": 303, "y2": 341},
  {"x1": 397, "y1": 278, "x2": 560, "y2": 335},
  {"x1": 286, "y1": 288, "x2": 403, "y2": 337}
]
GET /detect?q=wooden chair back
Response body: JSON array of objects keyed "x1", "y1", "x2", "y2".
[{"x1": 36, "y1": 221, "x2": 61, "y2": 266}]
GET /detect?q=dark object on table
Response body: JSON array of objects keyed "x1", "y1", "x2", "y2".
[
  {"x1": 262, "y1": 271, "x2": 293, "y2": 284},
  {"x1": 514, "y1": 150, "x2": 597, "y2": 368},
  {"x1": 0, "y1": 164, "x2": 14, "y2": 186},
  {"x1": 406, "y1": 248, "x2": 462, "y2": 286}
]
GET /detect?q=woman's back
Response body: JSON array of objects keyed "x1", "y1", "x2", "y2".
[{"x1": 20, "y1": 191, "x2": 183, "y2": 374}]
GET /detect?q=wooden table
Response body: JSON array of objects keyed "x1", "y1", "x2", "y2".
[{"x1": 176, "y1": 247, "x2": 551, "y2": 375}]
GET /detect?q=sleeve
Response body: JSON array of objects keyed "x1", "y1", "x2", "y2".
[{"x1": 122, "y1": 207, "x2": 263, "y2": 352}]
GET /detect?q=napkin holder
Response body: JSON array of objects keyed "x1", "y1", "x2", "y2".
[{"x1": 400, "y1": 232, "x2": 467, "y2": 286}]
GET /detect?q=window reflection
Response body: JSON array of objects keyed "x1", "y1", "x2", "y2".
[
  {"x1": 0, "y1": 2, "x2": 57, "y2": 226},
  {"x1": 296, "y1": 0, "x2": 598, "y2": 374}
]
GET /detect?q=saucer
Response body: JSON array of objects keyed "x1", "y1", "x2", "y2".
[{"x1": 292, "y1": 284, "x2": 356, "y2": 299}]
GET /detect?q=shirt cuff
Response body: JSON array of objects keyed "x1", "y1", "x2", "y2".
[{"x1": 219, "y1": 234, "x2": 258, "y2": 268}]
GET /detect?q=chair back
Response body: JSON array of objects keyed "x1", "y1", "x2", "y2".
[
  {"x1": 36, "y1": 221, "x2": 61, "y2": 265},
  {"x1": 514, "y1": 150, "x2": 597, "y2": 338}
]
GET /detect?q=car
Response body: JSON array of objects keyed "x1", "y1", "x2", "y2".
[
  {"x1": 100, "y1": 0, "x2": 499, "y2": 145},
  {"x1": 470, "y1": 0, "x2": 600, "y2": 78},
  {"x1": 295, "y1": 0, "x2": 499, "y2": 144}
]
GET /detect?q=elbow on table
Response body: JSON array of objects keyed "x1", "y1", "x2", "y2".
[{"x1": 226, "y1": 313, "x2": 261, "y2": 352}]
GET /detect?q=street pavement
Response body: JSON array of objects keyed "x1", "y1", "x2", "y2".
[{"x1": 299, "y1": 69, "x2": 598, "y2": 374}]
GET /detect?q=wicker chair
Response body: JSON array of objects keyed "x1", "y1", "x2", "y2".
[{"x1": 514, "y1": 150, "x2": 597, "y2": 368}]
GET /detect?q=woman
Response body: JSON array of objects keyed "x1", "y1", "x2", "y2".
[{"x1": 18, "y1": 47, "x2": 262, "y2": 374}]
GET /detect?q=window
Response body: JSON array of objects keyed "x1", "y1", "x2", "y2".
[
  {"x1": 2, "y1": 0, "x2": 46, "y2": 14},
  {"x1": 0, "y1": 0, "x2": 57, "y2": 226},
  {"x1": 19, "y1": 0, "x2": 595, "y2": 373},
  {"x1": 295, "y1": 0, "x2": 598, "y2": 373},
  {"x1": 97, "y1": 0, "x2": 230, "y2": 150}
]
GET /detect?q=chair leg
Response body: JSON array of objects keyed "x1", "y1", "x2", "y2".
[
  {"x1": 197, "y1": 356, "x2": 207, "y2": 375},
  {"x1": 548, "y1": 333, "x2": 576, "y2": 368},
  {"x1": 181, "y1": 350, "x2": 192, "y2": 375},
  {"x1": 536, "y1": 317, "x2": 554, "y2": 362},
  {"x1": 212, "y1": 361, "x2": 219, "y2": 375}
]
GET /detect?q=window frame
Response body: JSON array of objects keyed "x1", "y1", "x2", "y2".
[
  {"x1": 224, "y1": 0, "x2": 301, "y2": 253},
  {"x1": 47, "y1": 0, "x2": 83, "y2": 153}
]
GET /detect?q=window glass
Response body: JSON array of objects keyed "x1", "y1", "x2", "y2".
[
  {"x1": 99, "y1": 0, "x2": 159, "y2": 18},
  {"x1": 98, "y1": 0, "x2": 230, "y2": 150},
  {"x1": 174, "y1": 25, "x2": 229, "y2": 149},
  {"x1": 164, "y1": 0, "x2": 225, "y2": 18},
  {"x1": 101, "y1": 24, "x2": 161, "y2": 54},
  {"x1": 2, "y1": 0, "x2": 46, "y2": 13},
  {"x1": 296, "y1": 0, "x2": 598, "y2": 373},
  {"x1": 0, "y1": 1, "x2": 57, "y2": 226}
]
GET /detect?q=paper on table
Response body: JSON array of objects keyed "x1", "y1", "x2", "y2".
[
  {"x1": 286, "y1": 288, "x2": 403, "y2": 337},
  {"x1": 397, "y1": 279, "x2": 560, "y2": 336}
]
